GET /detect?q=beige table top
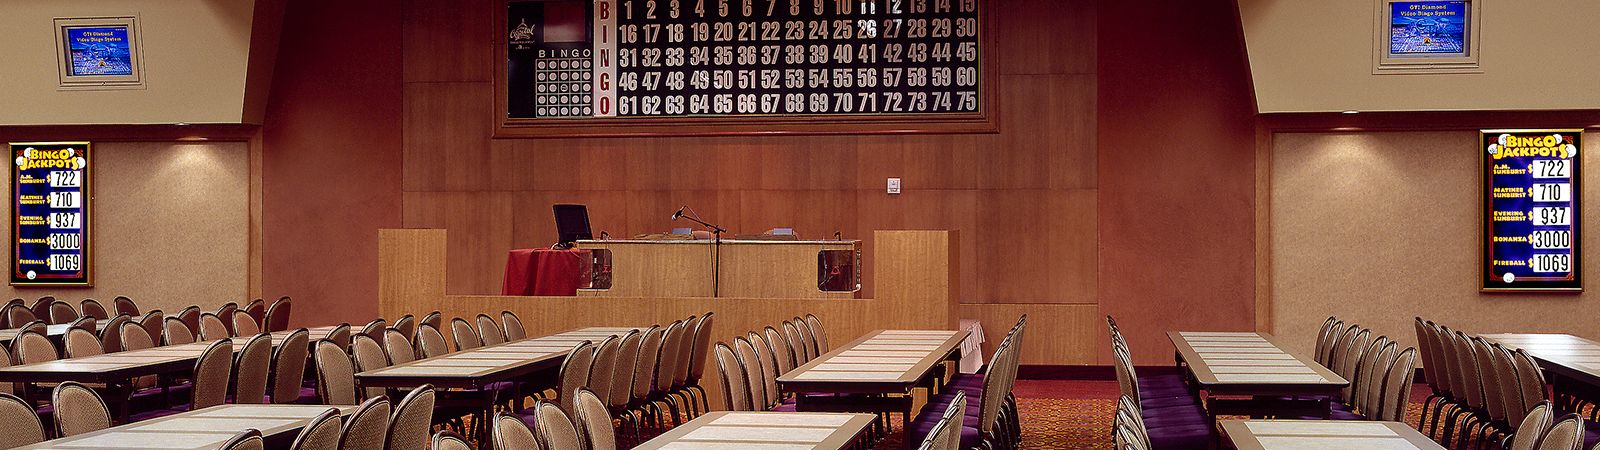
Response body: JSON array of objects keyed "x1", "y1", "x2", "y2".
[
  {"x1": 357, "y1": 327, "x2": 637, "y2": 388},
  {"x1": 13, "y1": 404, "x2": 354, "y2": 450},
  {"x1": 632, "y1": 411, "x2": 876, "y2": 450},
  {"x1": 0, "y1": 319, "x2": 114, "y2": 343},
  {"x1": 1167, "y1": 331, "x2": 1347, "y2": 394},
  {"x1": 1481, "y1": 333, "x2": 1600, "y2": 381},
  {"x1": 0, "y1": 326, "x2": 338, "y2": 382},
  {"x1": 1221, "y1": 420, "x2": 1444, "y2": 450},
  {"x1": 777, "y1": 329, "x2": 967, "y2": 392}
]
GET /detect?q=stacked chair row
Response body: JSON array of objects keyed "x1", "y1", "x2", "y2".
[
  {"x1": 288, "y1": 384, "x2": 436, "y2": 450},
  {"x1": 479, "y1": 388, "x2": 617, "y2": 450},
  {"x1": 1300, "y1": 317, "x2": 1417, "y2": 422},
  {"x1": 1, "y1": 296, "x2": 294, "y2": 334},
  {"x1": 1107, "y1": 316, "x2": 1211, "y2": 450},
  {"x1": 1492, "y1": 399, "x2": 1588, "y2": 450},
  {"x1": 917, "y1": 391, "x2": 968, "y2": 450},
  {"x1": 912, "y1": 315, "x2": 1026, "y2": 450},
  {"x1": 1411, "y1": 318, "x2": 1585, "y2": 449},
  {"x1": 0, "y1": 296, "x2": 144, "y2": 328},
  {"x1": 714, "y1": 314, "x2": 832, "y2": 415},
  {"x1": 540, "y1": 313, "x2": 715, "y2": 446},
  {"x1": 432, "y1": 312, "x2": 716, "y2": 446}
]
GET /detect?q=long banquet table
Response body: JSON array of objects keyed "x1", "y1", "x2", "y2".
[
  {"x1": 0, "y1": 326, "x2": 337, "y2": 421},
  {"x1": 356, "y1": 327, "x2": 636, "y2": 389},
  {"x1": 1481, "y1": 333, "x2": 1600, "y2": 409},
  {"x1": 13, "y1": 404, "x2": 355, "y2": 450},
  {"x1": 1167, "y1": 331, "x2": 1349, "y2": 418},
  {"x1": 0, "y1": 319, "x2": 115, "y2": 344},
  {"x1": 632, "y1": 411, "x2": 877, "y2": 450},
  {"x1": 1221, "y1": 419, "x2": 1446, "y2": 450},
  {"x1": 356, "y1": 326, "x2": 638, "y2": 445},
  {"x1": 775, "y1": 329, "x2": 967, "y2": 439}
]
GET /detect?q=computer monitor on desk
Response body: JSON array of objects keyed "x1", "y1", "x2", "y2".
[{"x1": 553, "y1": 204, "x2": 592, "y2": 248}]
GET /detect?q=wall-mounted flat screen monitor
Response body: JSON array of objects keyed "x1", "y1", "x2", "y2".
[
  {"x1": 1388, "y1": 1, "x2": 1469, "y2": 57},
  {"x1": 64, "y1": 26, "x2": 134, "y2": 76}
]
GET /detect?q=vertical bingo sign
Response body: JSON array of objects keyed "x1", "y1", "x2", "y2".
[
  {"x1": 10, "y1": 142, "x2": 91, "y2": 286},
  {"x1": 1483, "y1": 130, "x2": 1581, "y2": 292}
]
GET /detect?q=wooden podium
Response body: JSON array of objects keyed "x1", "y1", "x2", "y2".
[{"x1": 573, "y1": 239, "x2": 861, "y2": 299}]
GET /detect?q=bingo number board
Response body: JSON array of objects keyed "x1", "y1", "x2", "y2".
[
  {"x1": 1482, "y1": 130, "x2": 1582, "y2": 292},
  {"x1": 505, "y1": 0, "x2": 984, "y2": 126}
]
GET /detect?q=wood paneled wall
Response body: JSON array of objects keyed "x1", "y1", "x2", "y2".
[
  {"x1": 261, "y1": 0, "x2": 404, "y2": 328},
  {"x1": 1092, "y1": 0, "x2": 1259, "y2": 365},
  {"x1": 243, "y1": 0, "x2": 1261, "y2": 365},
  {"x1": 399, "y1": 0, "x2": 1098, "y2": 307},
  {"x1": 381, "y1": 0, "x2": 1263, "y2": 366}
]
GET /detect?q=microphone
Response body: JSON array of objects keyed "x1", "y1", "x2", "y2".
[{"x1": 670, "y1": 206, "x2": 686, "y2": 220}]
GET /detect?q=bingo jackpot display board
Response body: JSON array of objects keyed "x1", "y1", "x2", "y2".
[
  {"x1": 1482, "y1": 130, "x2": 1582, "y2": 292},
  {"x1": 500, "y1": 0, "x2": 991, "y2": 136},
  {"x1": 10, "y1": 142, "x2": 91, "y2": 286}
]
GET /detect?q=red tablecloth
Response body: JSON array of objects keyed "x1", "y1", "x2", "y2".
[{"x1": 502, "y1": 249, "x2": 590, "y2": 296}]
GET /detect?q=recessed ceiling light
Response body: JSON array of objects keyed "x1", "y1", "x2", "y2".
[
  {"x1": 175, "y1": 122, "x2": 190, "y2": 126},
  {"x1": 1341, "y1": 110, "x2": 1360, "y2": 115}
]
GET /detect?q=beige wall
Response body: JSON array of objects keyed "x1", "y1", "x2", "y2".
[
  {"x1": 1271, "y1": 130, "x2": 1600, "y2": 360},
  {"x1": 0, "y1": 141, "x2": 250, "y2": 315},
  {"x1": 0, "y1": 0, "x2": 255, "y2": 125},
  {"x1": 1239, "y1": 0, "x2": 1600, "y2": 113}
]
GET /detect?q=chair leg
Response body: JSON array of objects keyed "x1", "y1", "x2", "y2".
[
  {"x1": 630, "y1": 409, "x2": 646, "y2": 442},
  {"x1": 1454, "y1": 414, "x2": 1477, "y2": 450},
  {"x1": 641, "y1": 402, "x2": 655, "y2": 431},
  {"x1": 1458, "y1": 414, "x2": 1488, "y2": 450},
  {"x1": 662, "y1": 398, "x2": 682, "y2": 426},
  {"x1": 1467, "y1": 419, "x2": 1488, "y2": 450},
  {"x1": 1430, "y1": 398, "x2": 1456, "y2": 435},
  {"x1": 672, "y1": 389, "x2": 691, "y2": 416},
  {"x1": 1440, "y1": 406, "x2": 1468, "y2": 447},
  {"x1": 681, "y1": 384, "x2": 700, "y2": 413},
  {"x1": 1006, "y1": 394, "x2": 1020, "y2": 443}
]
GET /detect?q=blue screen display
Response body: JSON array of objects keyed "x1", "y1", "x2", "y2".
[
  {"x1": 1389, "y1": 1, "x2": 1468, "y2": 55},
  {"x1": 64, "y1": 26, "x2": 133, "y2": 76}
]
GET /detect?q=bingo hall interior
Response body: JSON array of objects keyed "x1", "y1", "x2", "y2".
[{"x1": 0, "y1": 0, "x2": 1598, "y2": 449}]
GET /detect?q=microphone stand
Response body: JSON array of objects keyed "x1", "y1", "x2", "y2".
[{"x1": 676, "y1": 212, "x2": 726, "y2": 297}]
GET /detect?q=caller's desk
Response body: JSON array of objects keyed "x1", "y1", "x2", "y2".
[{"x1": 575, "y1": 239, "x2": 861, "y2": 299}]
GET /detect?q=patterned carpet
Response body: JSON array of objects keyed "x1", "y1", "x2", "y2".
[{"x1": 1001, "y1": 380, "x2": 1438, "y2": 449}]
